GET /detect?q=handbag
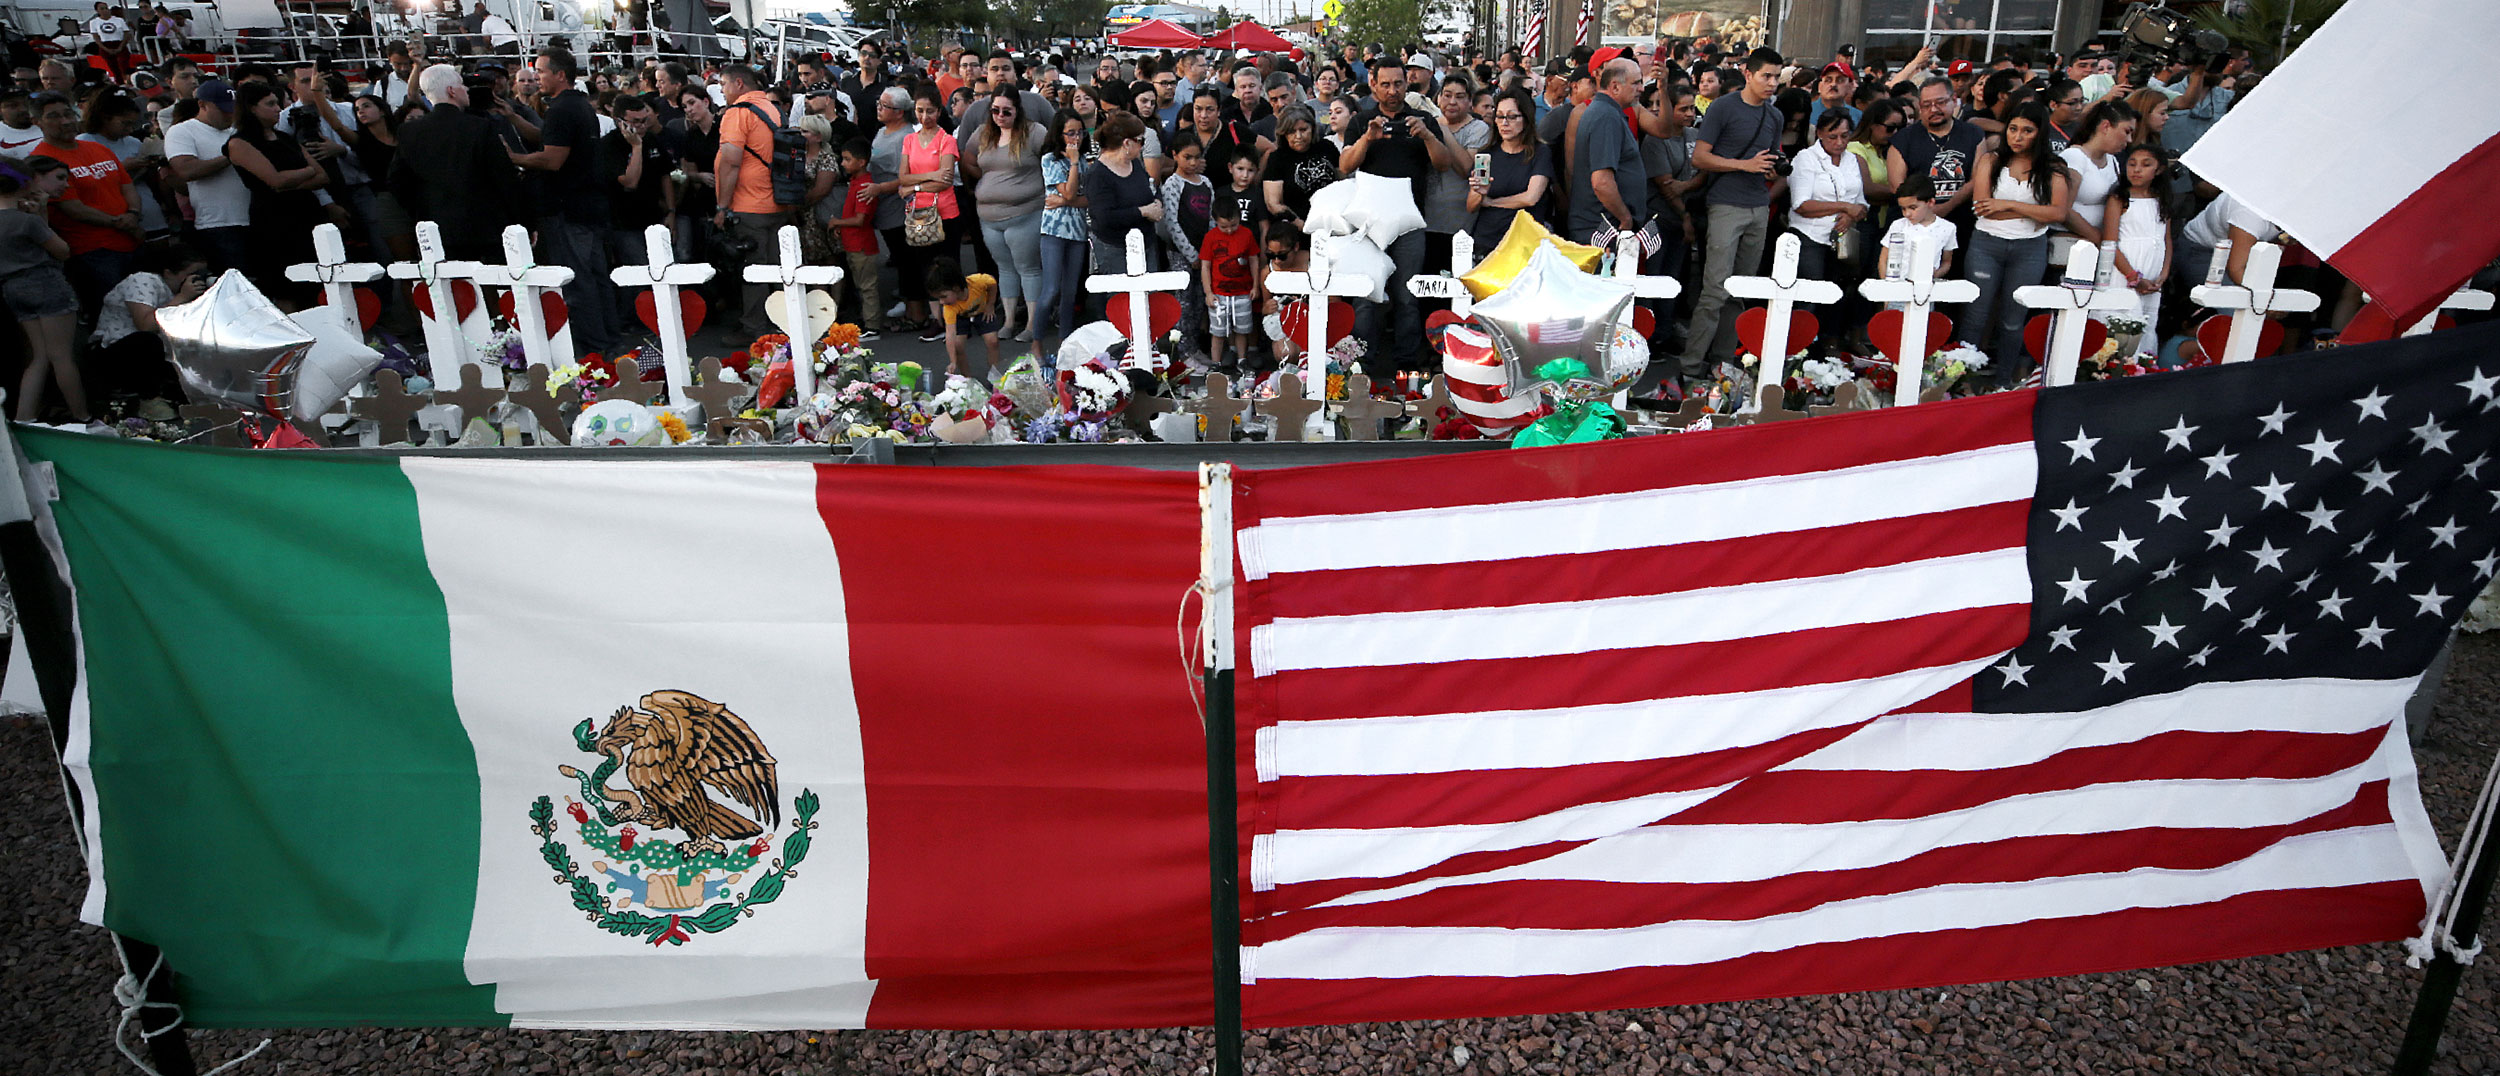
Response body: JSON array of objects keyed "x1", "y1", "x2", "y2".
[{"x1": 904, "y1": 200, "x2": 945, "y2": 246}]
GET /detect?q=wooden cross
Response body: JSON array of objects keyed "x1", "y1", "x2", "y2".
[
  {"x1": 610, "y1": 223, "x2": 719, "y2": 404},
  {"x1": 349, "y1": 369, "x2": 431, "y2": 445},
  {"x1": 511, "y1": 363, "x2": 577, "y2": 445},
  {"x1": 713, "y1": 416, "x2": 774, "y2": 442},
  {"x1": 2391, "y1": 286, "x2": 2497, "y2": 337},
  {"x1": 2186, "y1": 242, "x2": 2320, "y2": 365},
  {"x1": 593, "y1": 358, "x2": 664, "y2": 405},
  {"x1": 1660, "y1": 393, "x2": 1716, "y2": 431},
  {"x1": 1856, "y1": 231, "x2": 1979, "y2": 405},
  {"x1": 1338, "y1": 372, "x2": 1407, "y2": 441},
  {"x1": 1187, "y1": 372, "x2": 1252, "y2": 442},
  {"x1": 1259, "y1": 373, "x2": 1325, "y2": 442},
  {"x1": 1726, "y1": 233, "x2": 1843, "y2": 413},
  {"x1": 1262, "y1": 247, "x2": 1377, "y2": 441},
  {"x1": 433, "y1": 364, "x2": 508, "y2": 427},
  {"x1": 282, "y1": 222, "x2": 384, "y2": 340},
  {"x1": 1806, "y1": 381, "x2": 1864, "y2": 417},
  {"x1": 1410, "y1": 375, "x2": 1455, "y2": 438},
  {"x1": 463, "y1": 225, "x2": 578, "y2": 375},
  {"x1": 1123, "y1": 390, "x2": 1180, "y2": 429},
  {"x1": 2014, "y1": 244, "x2": 2140, "y2": 387},
  {"x1": 1082, "y1": 229, "x2": 1191, "y2": 369},
  {"x1": 1405, "y1": 231, "x2": 1478, "y2": 317},
  {"x1": 386, "y1": 222, "x2": 480, "y2": 381},
  {"x1": 1728, "y1": 385, "x2": 1810, "y2": 424},
  {"x1": 743, "y1": 225, "x2": 845, "y2": 399},
  {"x1": 683, "y1": 357, "x2": 750, "y2": 430}
]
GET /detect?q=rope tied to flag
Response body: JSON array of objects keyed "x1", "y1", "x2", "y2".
[
  {"x1": 112, "y1": 948, "x2": 271, "y2": 1076},
  {"x1": 2408, "y1": 742, "x2": 2499, "y2": 967}
]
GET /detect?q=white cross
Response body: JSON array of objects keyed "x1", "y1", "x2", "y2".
[
  {"x1": 743, "y1": 225, "x2": 845, "y2": 399},
  {"x1": 457, "y1": 225, "x2": 579, "y2": 376},
  {"x1": 1082, "y1": 229, "x2": 1191, "y2": 370},
  {"x1": 283, "y1": 222, "x2": 384, "y2": 340},
  {"x1": 2384, "y1": 286, "x2": 2498, "y2": 337},
  {"x1": 1608, "y1": 232, "x2": 1684, "y2": 407},
  {"x1": 384, "y1": 222, "x2": 485, "y2": 381},
  {"x1": 1726, "y1": 233, "x2": 1842, "y2": 412},
  {"x1": 609, "y1": 223, "x2": 718, "y2": 403},
  {"x1": 1263, "y1": 246, "x2": 1380, "y2": 442},
  {"x1": 1857, "y1": 231, "x2": 1980, "y2": 405},
  {"x1": 1405, "y1": 231, "x2": 1477, "y2": 317},
  {"x1": 2188, "y1": 242, "x2": 2320, "y2": 364},
  {"x1": 2014, "y1": 244, "x2": 2139, "y2": 387}
]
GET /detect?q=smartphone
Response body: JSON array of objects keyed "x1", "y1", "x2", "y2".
[{"x1": 1472, "y1": 152, "x2": 1491, "y2": 180}]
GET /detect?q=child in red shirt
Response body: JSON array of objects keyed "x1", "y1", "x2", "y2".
[
  {"x1": 1197, "y1": 201, "x2": 1259, "y2": 373},
  {"x1": 829, "y1": 139, "x2": 886, "y2": 335}
]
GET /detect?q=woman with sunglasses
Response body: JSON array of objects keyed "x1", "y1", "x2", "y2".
[{"x1": 964, "y1": 87, "x2": 1049, "y2": 343}]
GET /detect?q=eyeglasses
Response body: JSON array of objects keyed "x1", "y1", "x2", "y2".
[
  {"x1": 1494, "y1": 111, "x2": 1524, "y2": 121},
  {"x1": 992, "y1": 107, "x2": 1015, "y2": 116},
  {"x1": 1154, "y1": 79, "x2": 1175, "y2": 86}
]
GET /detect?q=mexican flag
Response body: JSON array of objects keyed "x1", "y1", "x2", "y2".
[{"x1": 15, "y1": 429, "x2": 1212, "y2": 1030}]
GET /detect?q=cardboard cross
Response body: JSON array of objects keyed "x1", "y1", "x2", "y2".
[
  {"x1": 1405, "y1": 231, "x2": 1478, "y2": 318},
  {"x1": 1856, "y1": 231, "x2": 1979, "y2": 405},
  {"x1": 1338, "y1": 372, "x2": 1407, "y2": 441},
  {"x1": 283, "y1": 222, "x2": 384, "y2": 340},
  {"x1": 1726, "y1": 233, "x2": 1843, "y2": 413},
  {"x1": 2014, "y1": 243, "x2": 2139, "y2": 387},
  {"x1": 350, "y1": 369, "x2": 431, "y2": 445},
  {"x1": 1123, "y1": 390, "x2": 1181, "y2": 428},
  {"x1": 2393, "y1": 286, "x2": 2498, "y2": 337},
  {"x1": 462, "y1": 225, "x2": 578, "y2": 375},
  {"x1": 511, "y1": 364, "x2": 576, "y2": 444},
  {"x1": 1259, "y1": 374, "x2": 1325, "y2": 441},
  {"x1": 1411, "y1": 375, "x2": 1454, "y2": 438},
  {"x1": 1187, "y1": 372, "x2": 1252, "y2": 442},
  {"x1": 610, "y1": 223, "x2": 719, "y2": 404},
  {"x1": 593, "y1": 357, "x2": 665, "y2": 406},
  {"x1": 683, "y1": 357, "x2": 750, "y2": 431},
  {"x1": 2187, "y1": 242, "x2": 2320, "y2": 365},
  {"x1": 743, "y1": 225, "x2": 845, "y2": 399},
  {"x1": 385, "y1": 222, "x2": 481, "y2": 381},
  {"x1": 1082, "y1": 229, "x2": 1191, "y2": 370},
  {"x1": 433, "y1": 364, "x2": 508, "y2": 427},
  {"x1": 1262, "y1": 248, "x2": 1378, "y2": 441}
]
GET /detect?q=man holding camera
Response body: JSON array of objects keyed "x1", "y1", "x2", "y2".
[
  {"x1": 1339, "y1": 61, "x2": 1448, "y2": 381},
  {"x1": 1678, "y1": 46, "x2": 1784, "y2": 383}
]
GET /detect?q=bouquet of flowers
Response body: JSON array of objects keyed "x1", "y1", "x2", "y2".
[
  {"x1": 1925, "y1": 342, "x2": 1990, "y2": 396},
  {"x1": 1056, "y1": 357, "x2": 1131, "y2": 423},
  {"x1": 479, "y1": 328, "x2": 528, "y2": 372}
]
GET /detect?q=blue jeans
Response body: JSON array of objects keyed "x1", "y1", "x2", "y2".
[
  {"x1": 1037, "y1": 233, "x2": 1088, "y2": 345},
  {"x1": 1352, "y1": 229, "x2": 1426, "y2": 379},
  {"x1": 979, "y1": 209, "x2": 1044, "y2": 304},
  {"x1": 1963, "y1": 230, "x2": 2048, "y2": 383}
]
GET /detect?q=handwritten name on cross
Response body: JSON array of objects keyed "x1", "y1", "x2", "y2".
[
  {"x1": 2014, "y1": 243, "x2": 2138, "y2": 387},
  {"x1": 462, "y1": 225, "x2": 577, "y2": 375},
  {"x1": 1083, "y1": 230, "x2": 1191, "y2": 370},
  {"x1": 1726, "y1": 233, "x2": 1842, "y2": 412},
  {"x1": 1610, "y1": 231, "x2": 1685, "y2": 408},
  {"x1": 1405, "y1": 231, "x2": 1478, "y2": 318},
  {"x1": 610, "y1": 224, "x2": 718, "y2": 404},
  {"x1": 1856, "y1": 231, "x2": 1979, "y2": 406},
  {"x1": 744, "y1": 225, "x2": 845, "y2": 399},
  {"x1": 385, "y1": 222, "x2": 475, "y2": 381},
  {"x1": 1262, "y1": 249, "x2": 1377, "y2": 441},
  {"x1": 283, "y1": 223, "x2": 383, "y2": 340},
  {"x1": 2187, "y1": 242, "x2": 2319, "y2": 365}
]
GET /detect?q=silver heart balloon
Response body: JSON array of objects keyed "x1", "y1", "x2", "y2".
[
  {"x1": 1467, "y1": 241, "x2": 1636, "y2": 401},
  {"x1": 158, "y1": 270, "x2": 316, "y2": 416}
]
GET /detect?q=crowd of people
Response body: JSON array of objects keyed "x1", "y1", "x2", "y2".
[{"x1": 0, "y1": 21, "x2": 2398, "y2": 427}]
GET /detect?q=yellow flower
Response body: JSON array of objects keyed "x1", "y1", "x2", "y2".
[{"x1": 656, "y1": 412, "x2": 692, "y2": 444}]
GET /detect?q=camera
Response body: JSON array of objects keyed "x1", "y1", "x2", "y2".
[
  {"x1": 2112, "y1": 2, "x2": 2230, "y2": 70},
  {"x1": 1769, "y1": 154, "x2": 1791, "y2": 178}
]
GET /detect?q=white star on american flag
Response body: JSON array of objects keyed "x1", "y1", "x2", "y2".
[{"x1": 2253, "y1": 474, "x2": 2295, "y2": 509}]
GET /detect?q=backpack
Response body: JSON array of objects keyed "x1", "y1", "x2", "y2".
[{"x1": 735, "y1": 101, "x2": 811, "y2": 209}]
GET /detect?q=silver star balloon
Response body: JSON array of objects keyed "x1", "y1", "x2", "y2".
[
  {"x1": 158, "y1": 270, "x2": 316, "y2": 417},
  {"x1": 1467, "y1": 241, "x2": 1635, "y2": 401}
]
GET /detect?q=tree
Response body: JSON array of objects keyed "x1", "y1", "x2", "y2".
[
  {"x1": 2189, "y1": 0, "x2": 2348, "y2": 66},
  {"x1": 1333, "y1": 0, "x2": 1434, "y2": 52}
]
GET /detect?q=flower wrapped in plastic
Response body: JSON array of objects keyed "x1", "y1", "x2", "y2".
[{"x1": 1055, "y1": 357, "x2": 1131, "y2": 423}]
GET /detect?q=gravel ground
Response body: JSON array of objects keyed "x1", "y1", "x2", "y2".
[{"x1": 6, "y1": 639, "x2": 2496, "y2": 1076}]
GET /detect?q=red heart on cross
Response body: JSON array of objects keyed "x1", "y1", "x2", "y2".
[
  {"x1": 1865, "y1": 308, "x2": 1955, "y2": 363},
  {"x1": 1734, "y1": 306, "x2": 1819, "y2": 361},
  {"x1": 499, "y1": 291, "x2": 570, "y2": 335},
  {"x1": 635, "y1": 290, "x2": 708, "y2": 336},
  {"x1": 2022, "y1": 314, "x2": 2108, "y2": 363},
  {"x1": 1107, "y1": 292, "x2": 1183, "y2": 343},
  {"x1": 1281, "y1": 298, "x2": 1358, "y2": 347},
  {"x1": 317, "y1": 285, "x2": 382, "y2": 331},
  {"x1": 1631, "y1": 306, "x2": 1657, "y2": 340},
  {"x1": 412, "y1": 280, "x2": 480, "y2": 323},
  {"x1": 2194, "y1": 313, "x2": 2286, "y2": 364}
]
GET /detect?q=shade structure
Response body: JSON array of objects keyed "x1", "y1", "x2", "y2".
[
  {"x1": 1205, "y1": 19, "x2": 1293, "y2": 51},
  {"x1": 1108, "y1": 18, "x2": 1206, "y2": 48}
]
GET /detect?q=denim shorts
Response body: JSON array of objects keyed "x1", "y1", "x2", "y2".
[{"x1": 1, "y1": 264, "x2": 76, "y2": 321}]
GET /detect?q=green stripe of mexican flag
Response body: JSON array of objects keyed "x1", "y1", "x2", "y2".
[{"x1": 22, "y1": 428, "x2": 1212, "y2": 1030}]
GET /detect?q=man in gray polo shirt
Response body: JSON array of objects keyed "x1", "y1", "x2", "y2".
[{"x1": 1678, "y1": 47, "x2": 1786, "y2": 382}]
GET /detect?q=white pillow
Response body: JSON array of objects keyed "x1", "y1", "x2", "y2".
[
  {"x1": 290, "y1": 309, "x2": 382, "y2": 422},
  {"x1": 1310, "y1": 232, "x2": 1396, "y2": 304},
  {"x1": 1304, "y1": 171, "x2": 1427, "y2": 250}
]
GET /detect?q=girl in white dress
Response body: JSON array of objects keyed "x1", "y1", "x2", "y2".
[{"x1": 2104, "y1": 145, "x2": 2172, "y2": 359}]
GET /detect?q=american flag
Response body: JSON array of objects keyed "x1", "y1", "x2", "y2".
[
  {"x1": 1524, "y1": 0, "x2": 1546, "y2": 62},
  {"x1": 1227, "y1": 325, "x2": 2497, "y2": 1025},
  {"x1": 1573, "y1": 0, "x2": 1594, "y2": 50}
]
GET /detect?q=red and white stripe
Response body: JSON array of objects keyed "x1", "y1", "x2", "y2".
[
  {"x1": 1523, "y1": 0, "x2": 1546, "y2": 61},
  {"x1": 2181, "y1": 0, "x2": 2500, "y2": 327},
  {"x1": 1440, "y1": 324, "x2": 1543, "y2": 436},
  {"x1": 1228, "y1": 394, "x2": 2446, "y2": 1027},
  {"x1": 1572, "y1": 0, "x2": 1593, "y2": 50}
]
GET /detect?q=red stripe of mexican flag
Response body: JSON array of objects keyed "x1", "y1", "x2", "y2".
[{"x1": 24, "y1": 428, "x2": 1210, "y2": 1030}]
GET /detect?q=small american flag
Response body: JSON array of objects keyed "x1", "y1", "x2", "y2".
[
  {"x1": 1573, "y1": 0, "x2": 1593, "y2": 50},
  {"x1": 1524, "y1": 0, "x2": 1546, "y2": 61},
  {"x1": 1637, "y1": 217, "x2": 1663, "y2": 258},
  {"x1": 1228, "y1": 325, "x2": 2498, "y2": 1025},
  {"x1": 1589, "y1": 218, "x2": 1617, "y2": 253}
]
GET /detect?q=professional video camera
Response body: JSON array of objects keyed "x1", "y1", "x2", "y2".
[{"x1": 2112, "y1": 1, "x2": 2233, "y2": 72}]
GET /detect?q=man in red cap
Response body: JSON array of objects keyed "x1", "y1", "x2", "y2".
[
  {"x1": 1810, "y1": 59, "x2": 1858, "y2": 129},
  {"x1": 1947, "y1": 58, "x2": 1980, "y2": 117}
]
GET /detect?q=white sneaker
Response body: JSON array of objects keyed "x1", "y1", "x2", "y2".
[{"x1": 885, "y1": 302, "x2": 906, "y2": 318}]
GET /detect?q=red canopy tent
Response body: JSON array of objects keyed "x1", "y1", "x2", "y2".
[
  {"x1": 1107, "y1": 18, "x2": 1206, "y2": 49},
  {"x1": 1203, "y1": 19, "x2": 1294, "y2": 51}
]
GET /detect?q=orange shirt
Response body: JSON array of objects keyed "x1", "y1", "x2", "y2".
[
  {"x1": 33, "y1": 138, "x2": 134, "y2": 254},
  {"x1": 715, "y1": 90, "x2": 786, "y2": 214}
]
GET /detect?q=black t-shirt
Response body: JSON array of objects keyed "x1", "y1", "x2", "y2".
[
  {"x1": 1470, "y1": 141, "x2": 1554, "y2": 253},
  {"x1": 1261, "y1": 139, "x2": 1339, "y2": 224},
  {"x1": 1350, "y1": 99, "x2": 1445, "y2": 206},
  {"x1": 538, "y1": 89, "x2": 606, "y2": 225},
  {"x1": 1892, "y1": 119, "x2": 1987, "y2": 218},
  {"x1": 674, "y1": 119, "x2": 719, "y2": 218},
  {"x1": 601, "y1": 129, "x2": 676, "y2": 230}
]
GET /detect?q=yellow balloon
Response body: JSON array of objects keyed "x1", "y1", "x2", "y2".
[{"x1": 1460, "y1": 212, "x2": 1605, "y2": 300}]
